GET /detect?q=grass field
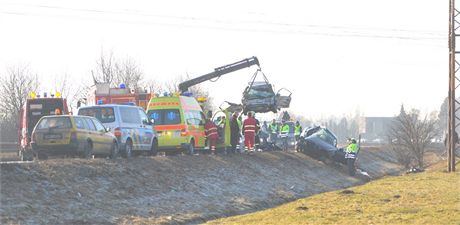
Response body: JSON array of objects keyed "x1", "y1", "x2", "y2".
[{"x1": 205, "y1": 161, "x2": 460, "y2": 225}]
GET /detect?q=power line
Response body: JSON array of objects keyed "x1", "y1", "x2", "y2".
[{"x1": 0, "y1": 2, "x2": 446, "y2": 44}]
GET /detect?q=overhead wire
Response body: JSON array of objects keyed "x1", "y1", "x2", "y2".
[{"x1": 0, "y1": 2, "x2": 447, "y2": 45}]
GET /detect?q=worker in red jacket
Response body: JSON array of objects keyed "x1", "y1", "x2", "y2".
[
  {"x1": 243, "y1": 111, "x2": 257, "y2": 153},
  {"x1": 204, "y1": 117, "x2": 219, "y2": 155}
]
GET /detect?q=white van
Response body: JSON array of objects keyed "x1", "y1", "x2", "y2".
[{"x1": 78, "y1": 104, "x2": 158, "y2": 157}]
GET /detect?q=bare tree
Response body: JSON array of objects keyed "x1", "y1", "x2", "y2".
[
  {"x1": 53, "y1": 74, "x2": 90, "y2": 112},
  {"x1": 92, "y1": 50, "x2": 115, "y2": 85},
  {"x1": 164, "y1": 74, "x2": 215, "y2": 110},
  {"x1": 0, "y1": 66, "x2": 40, "y2": 141},
  {"x1": 113, "y1": 57, "x2": 143, "y2": 90},
  {"x1": 92, "y1": 51, "x2": 144, "y2": 90},
  {"x1": 387, "y1": 107, "x2": 438, "y2": 168},
  {"x1": 0, "y1": 66, "x2": 40, "y2": 118}
]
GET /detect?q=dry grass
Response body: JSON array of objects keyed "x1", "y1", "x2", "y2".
[{"x1": 205, "y1": 160, "x2": 460, "y2": 225}]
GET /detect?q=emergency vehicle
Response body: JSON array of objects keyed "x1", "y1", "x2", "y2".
[
  {"x1": 146, "y1": 94, "x2": 206, "y2": 154},
  {"x1": 85, "y1": 83, "x2": 151, "y2": 110},
  {"x1": 18, "y1": 92, "x2": 69, "y2": 160}
]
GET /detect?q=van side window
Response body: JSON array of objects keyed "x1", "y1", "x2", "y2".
[
  {"x1": 120, "y1": 107, "x2": 141, "y2": 124},
  {"x1": 74, "y1": 117, "x2": 87, "y2": 130},
  {"x1": 83, "y1": 118, "x2": 97, "y2": 131}
]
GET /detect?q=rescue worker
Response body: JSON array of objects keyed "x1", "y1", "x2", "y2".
[
  {"x1": 294, "y1": 121, "x2": 303, "y2": 141},
  {"x1": 204, "y1": 116, "x2": 219, "y2": 155},
  {"x1": 254, "y1": 113, "x2": 261, "y2": 151},
  {"x1": 243, "y1": 111, "x2": 257, "y2": 154},
  {"x1": 345, "y1": 138, "x2": 359, "y2": 176},
  {"x1": 280, "y1": 121, "x2": 290, "y2": 151},
  {"x1": 54, "y1": 108, "x2": 62, "y2": 115},
  {"x1": 261, "y1": 121, "x2": 269, "y2": 149},
  {"x1": 230, "y1": 111, "x2": 241, "y2": 154},
  {"x1": 268, "y1": 119, "x2": 279, "y2": 147}
]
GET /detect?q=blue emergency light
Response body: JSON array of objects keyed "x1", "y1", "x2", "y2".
[{"x1": 181, "y1": 91, "x2": 193, "y2": 97}]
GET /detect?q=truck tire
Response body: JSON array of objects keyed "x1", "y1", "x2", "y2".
[
  {"x1": 124, "y1": 140, "x2": 133, "y2": 158},
  {"x1": 110, "y1": 142, "x2": 118, "y2": 159},
  {"x1": 187, "y1": 140, "x2": 195, "y2": 155},
  {"x1": 83, "y1": 141, "x2": 93, "y2": 159},
  {"x1": 150, "y1": 139, "x2": 158, "y2": 156}
]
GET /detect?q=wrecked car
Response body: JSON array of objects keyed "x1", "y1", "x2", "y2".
[
  {"x1": 297, "y1": 126, "x2": 347, "y2": 164},
  {"x1": 241, "y1": 70, "x2": 292, "y2": 114},
  {"x1": 242, "y1": 81, "x2": 277, "y2": 114}
]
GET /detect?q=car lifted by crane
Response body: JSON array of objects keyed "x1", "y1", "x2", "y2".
[{"x1": 178, "y1": 56, "x2": 291, "y2": 114}]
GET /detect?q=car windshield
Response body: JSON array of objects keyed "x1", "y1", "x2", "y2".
[
  {"x1": 79, "y1": 107, "x2": 116, "y2": 123},
  {"x1": 147, "y1": 109, "x2": 181, "y2": 125},
  {"x1": 244, "y1": 84, "x2": 275, "y2": 100},
  {"x1": 36, "y1": 117, "x2": 72, "y2": 130},
  {"x1": 309, "y1": 128, "x2": 337, "y2": 146}
]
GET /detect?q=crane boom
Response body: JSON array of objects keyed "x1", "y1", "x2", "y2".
[{"x1": 178, "y1": 56, "x2": 260, "y2": 93}]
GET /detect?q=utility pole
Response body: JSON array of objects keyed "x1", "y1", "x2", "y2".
[{"x1": 448, "y1": 0, "x2": 458, "y2": 172}]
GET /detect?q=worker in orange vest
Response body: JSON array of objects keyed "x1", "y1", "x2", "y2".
[
  {"x1": 204, "y1": 116, "x2": 219, "y2": 155},
  {"x1": 243, "y1": 111, "x2": 257, "y2": 154}
]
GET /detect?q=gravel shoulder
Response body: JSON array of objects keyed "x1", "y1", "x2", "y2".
[{"x1": 1, "y1": 147, "x2": 405, "y2": 225}]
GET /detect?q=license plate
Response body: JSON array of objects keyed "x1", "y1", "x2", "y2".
[{"x1": 44, "y1": 134, "x2": 62, "y2": 139}]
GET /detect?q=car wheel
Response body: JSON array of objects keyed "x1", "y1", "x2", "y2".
[
  {"x1": 110, "y1": 142, "x2": 118, "y2": 159},
  {"x1": 20, "y1": 148, "x2": 34, "y2": 161},
  {"x1": 83, "y1": 141, "x2": 93, "y2": 159},
  {"x1": 124, "y1": 140, "x2": 133, "y2": 158},
  {"x1": 150, "y1": 139, "x2": 158, "y2": 156},
  {"x1": 187, "y1": 140, "x2": 195, "y2": 155}
]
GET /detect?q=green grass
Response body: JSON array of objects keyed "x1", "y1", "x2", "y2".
[{"x1": 205, "y1": 162, "x2": 460, "y2": 225}]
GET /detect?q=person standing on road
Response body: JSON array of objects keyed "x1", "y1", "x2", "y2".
[
  {"x1": 254, "y1": 113, "x2": 261, "y2": 151},
  {"x1": 345, "y1": 138, "x2": 359, "y2": 176},
  {"x1": 280, "y1": 121, "x2": 290, "y2": 151},
  {"x1": 243, "y1": 111, "x2": 257, "y2": 154},
  {"x1": 294, "y1": 121, "x2": 303, "y2": 141},
  {"x1": 268, "y1": 119, "x2": 279, "y2": 149},
  {"x1": 204, "y1": 116, "x2": 219, "y2": 155},
  {"x1": 230, "y1": 111, "x2": 241, "y2": 154}
]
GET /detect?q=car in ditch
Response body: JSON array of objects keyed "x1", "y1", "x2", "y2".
[
  {"x1": 296, "y1": 126, "x2": 347, "y2": 164},
  {"x1": 31, "y1": 115, "x2": 119, "y2": 159}
]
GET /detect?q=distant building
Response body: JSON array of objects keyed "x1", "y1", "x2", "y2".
[{"x1": 360, "y1": 117, "x2": 395, "y2": 143}]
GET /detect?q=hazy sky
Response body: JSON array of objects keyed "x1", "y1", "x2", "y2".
[{"x1": 0, "y1": 0, "x2": 448, "y2": 119}]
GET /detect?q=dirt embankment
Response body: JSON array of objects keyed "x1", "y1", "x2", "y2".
[{"x1": 1, "y1": 147, "x2": 404, "y2": 225}]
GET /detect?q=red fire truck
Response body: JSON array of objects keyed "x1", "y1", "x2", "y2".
[
  {"x1": 19, "y1": 92, "x2": 69, "y2": 160},
  {"x1": 85, "y1": 83, "x2": 151, "y2": 110}
]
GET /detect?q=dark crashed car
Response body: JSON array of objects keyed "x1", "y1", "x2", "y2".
[
  {"x1": 297, "y1": 126, "x2": 347, "y2": 164},
  {"x1": 242, "y1": 82, "x2": 277, "y2": 114}
]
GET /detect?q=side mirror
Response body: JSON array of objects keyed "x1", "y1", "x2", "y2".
[
  {"x1": 105, "y1": 127, "x2": 111, "y2": 132},
  {"x1": 150, "y1": 119, "x2": 155, "y2": 125}
]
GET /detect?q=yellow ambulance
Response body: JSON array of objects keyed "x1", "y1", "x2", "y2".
[{"x1": 146, "y1": 95, "x2": 206, "y2": 154}]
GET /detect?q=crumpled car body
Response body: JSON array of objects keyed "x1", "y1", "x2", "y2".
[
  {"x1": 297, "y1": 126, "x2": 347, "y2": 164},
  {"x1": 242, "y1": 82, "x2": 277, "y2": 114}
]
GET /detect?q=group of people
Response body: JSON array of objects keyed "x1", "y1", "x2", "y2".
[
  {"x1": 203, "y1": 110, "x2": 306, "y2": 154},
  {"x1": 194, "y1": 109, "x2": 363, "y2": 176}
]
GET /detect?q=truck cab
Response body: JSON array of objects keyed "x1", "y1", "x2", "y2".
[{"x1": 19, "y1": 94, "x2": 69, "y2": 160}]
